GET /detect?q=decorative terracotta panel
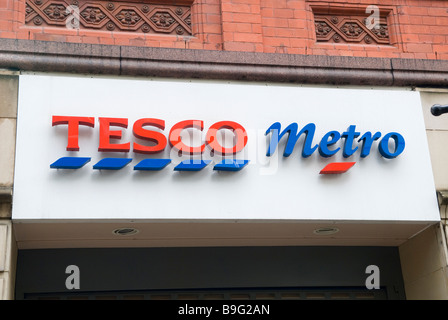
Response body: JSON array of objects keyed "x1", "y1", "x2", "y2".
[
  {"x1": 312, "y1": 7, "x2": 390, "y2": 45},
  {"x1": 25, "y1": 0, "x2": 192, "y2": 36}
]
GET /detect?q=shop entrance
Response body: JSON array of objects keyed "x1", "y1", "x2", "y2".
[{"x1": 15, "y1": 246, "x2": 405, "y2": 300}]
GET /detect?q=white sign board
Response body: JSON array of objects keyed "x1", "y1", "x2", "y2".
[{"x1": 13, "y1": 74, "x2": 440, "y2": 222}]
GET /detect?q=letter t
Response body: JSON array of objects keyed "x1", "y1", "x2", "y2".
[
  {"x1": 341, "y1": 125, "x2": 360, "y2": 158},
  {"x1": 52, "y1": 116, "x2": 95, "y2": 151}
]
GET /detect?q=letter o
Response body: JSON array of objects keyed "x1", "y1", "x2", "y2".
[
  {"x1": 379, "y1": 132, "x2": 405, "y2": 159},
  {"x1": 206, "y1": 121, "x2": 248, "y2": 155}
]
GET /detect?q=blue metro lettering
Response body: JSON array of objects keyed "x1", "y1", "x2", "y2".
[
  {"x1": 265, "y1": 122, "x2": 318, "y2": 158},
  {"x1": 341, "y1": 125, "x2": 360, "y2": 158},
  {"x1": 379, "y1": 132, "x2": 406, "y2": 159},
  {"x1": 358, "y1": 131, "x2": 382, "y2": 158},
  {"x1": 265, "y1": 123, "x2": 405, "y2": 159},
  {"x1": 318, "y1": 131, "x2": 341, "y2": 158}
]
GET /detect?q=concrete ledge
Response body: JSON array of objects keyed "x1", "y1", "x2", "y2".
[{"x1": 1, "y1": 39, "x2": 448, "y2": 87}]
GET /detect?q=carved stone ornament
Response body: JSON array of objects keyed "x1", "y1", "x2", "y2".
[
  {"x1": 80, "y1": 7, "x2": 107, "y2": 24},
  {"x1": 313, "y1": 9, "x2": 390, "y2": 45},
  {"x1": 315, "y1": 21, "x2": 332, "y2": 37},
  {"x1": 24, "y1": 0, "x2": 192, "y2": 36},
  {"x1": 43, "y1": 4, "x2": 70, "y2": 21}
]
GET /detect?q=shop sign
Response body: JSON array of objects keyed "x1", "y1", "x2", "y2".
[
  {"x1": 13, "y1": 74, "x2": 439, "y2": 222},
  {"x1": 50, "y1": 116, "x2": 405, "y2": 174}
]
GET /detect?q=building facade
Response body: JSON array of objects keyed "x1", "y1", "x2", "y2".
[{"x1": 1, "y1": 0, "x2": 448, "y2": 300}]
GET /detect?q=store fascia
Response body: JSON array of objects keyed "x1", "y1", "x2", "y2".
[{"x1": 11, "y1": 73, "x2": 440, "y2": 248}]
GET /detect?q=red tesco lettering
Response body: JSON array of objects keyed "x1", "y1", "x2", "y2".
[{"x1": 52, "y1": 116, "x2": 248, "y2": 155}]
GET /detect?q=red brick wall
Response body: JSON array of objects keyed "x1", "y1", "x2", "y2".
[{"x1": 1, "y1": 0, "x2": 448, "y2": 59}]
